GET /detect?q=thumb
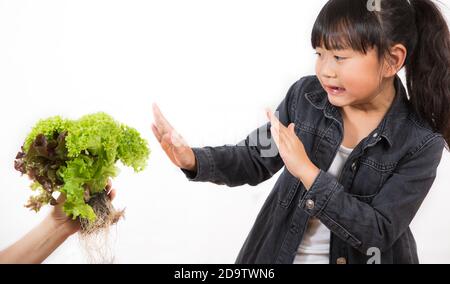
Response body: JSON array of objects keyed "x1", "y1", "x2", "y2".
[{"x1": 288, "y1": 123, "x2": 296, "y2": 133}]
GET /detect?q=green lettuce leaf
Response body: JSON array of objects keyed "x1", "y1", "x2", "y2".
[{"x1": 15, "y1": 112, "x2": 150, "y2": 222}]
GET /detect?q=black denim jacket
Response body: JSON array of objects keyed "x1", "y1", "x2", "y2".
[{"x1": 181, "y1": 75, "x2": 446, "y2": 264}]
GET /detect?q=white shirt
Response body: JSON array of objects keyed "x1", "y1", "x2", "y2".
[{"x1": 293, "y1": 144, "x2": 354, "y2": 264}]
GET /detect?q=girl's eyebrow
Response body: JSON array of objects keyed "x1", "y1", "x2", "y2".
[
  {"x1": 315, "y1": 47, "x2": 352, "y2": 54},
  {"x1": 334, "y1": 49, "x2": 353, "y2": 54}
]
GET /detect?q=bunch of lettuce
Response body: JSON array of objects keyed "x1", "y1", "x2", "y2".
[{"x1": 14, "y1": 112, "x2": 150, "y2": 222}]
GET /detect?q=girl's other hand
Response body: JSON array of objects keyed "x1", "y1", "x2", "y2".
[
  {"x1": 266, "y1": 108, "x2": 319, "y2": 190},
  {"x1": 151, "y1": 103, "x2": 197, "y2": 172}
]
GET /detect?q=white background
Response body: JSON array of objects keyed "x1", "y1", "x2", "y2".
[{"x1": 0, "y1": 0, "x2": 449, "y2": 263}]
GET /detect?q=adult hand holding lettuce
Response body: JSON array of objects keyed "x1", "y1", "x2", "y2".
[{"x1": 0, "y1": 183, "x2": 116, "y2": 264}]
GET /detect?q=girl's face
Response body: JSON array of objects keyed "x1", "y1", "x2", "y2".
[{"x1": 314, "y1": 46, "x2": 388, "y2": 110}]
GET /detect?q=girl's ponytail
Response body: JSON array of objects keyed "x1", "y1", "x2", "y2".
[{"x1": 406, "y1": 0, "x2": 450, "y2": 148}]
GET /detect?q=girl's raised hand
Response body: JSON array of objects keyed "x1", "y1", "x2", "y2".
[
  {"x1": 266, "y1": 108, "x2": 313, "y2": 181},
  {"x1": 151, "y1": 103, "x2": 197, "y2": 172}
]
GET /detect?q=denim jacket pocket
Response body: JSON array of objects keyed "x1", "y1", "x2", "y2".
[{"x1": 349, "y1": 158, "x2": 396, "y2": 201}]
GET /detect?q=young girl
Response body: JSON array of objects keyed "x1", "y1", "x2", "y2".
[{"x1": 152, "y1": 0, "x2": 450, "y2": 264}]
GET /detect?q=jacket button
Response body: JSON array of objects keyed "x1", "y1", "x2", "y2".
[
  {"x1": 351, "y1": 161, "x2": 358, "y2": 172},
  {"x1": 336, "y1": 257, "x2": 347, "y2": 264},
  {"x1": 373, "y1": 132, "x2": 378, "y2": 138},
  {"x1": 306, "y1": 199, "x2": 315, "y2": 210}
]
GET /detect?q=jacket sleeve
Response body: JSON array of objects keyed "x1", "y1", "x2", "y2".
[
  {"x1": 299, "y1": 134, "x2": 446, "y2": 253},
  {"x1": 179, "y1": 77, "x2": 308, "y2": 187}
]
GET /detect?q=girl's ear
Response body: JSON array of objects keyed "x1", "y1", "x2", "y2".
[{"x1": 382, "y1": 44, "x2": 408, "y2": 78}]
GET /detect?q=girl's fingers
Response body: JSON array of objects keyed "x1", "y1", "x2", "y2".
[
  {"x1": 152, "y1": 103, "x2": 174, "y2": 134},
  {"x1": 269, "y1": 116, "x2": 282, "y2": 141},
  {"x1": 268, "y1": 113, "x2": 300, "y2": 159},
  {"x1": 152, "y1": 104, "x2": 188, "y2": 148},
  {"x1": 265, "y1": 109, "x2": 271, "y2": 120},
  {"x1": 161, "y1": 132, "x2": 172, "y2": 144},
  {"x1": 266, "y1": 108, "x2": 278, "y2": 122},
  {"x1": 271, "y1": 123, "x2": 289, "y2": 153},
  {"x1": 270, "y1": 126, "x2": 280, "y2": 146},
  {"x1": 266, "y1": 109, "x2": 276, "y2": 125},
  {"x1": 160, "y1": 132, "x2": 184, "y2": 166},
  {"x1": 266, "y1": 109, "x2": 284, "y2": 133},
  {"x1": 151, "y1": 123, "x2": 162, "y2": 142},
  {"x1": 160, "y1": 132, "x2": 174, "y2": 153}
]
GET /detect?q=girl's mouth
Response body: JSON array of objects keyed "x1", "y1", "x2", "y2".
[{"x1": 324, "y1": 84, "x2": 346, "y2": 95}]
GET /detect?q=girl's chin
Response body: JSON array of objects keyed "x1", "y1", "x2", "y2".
[{"x1": 327, "y1": 94, "x2": 347, "y2": 107}]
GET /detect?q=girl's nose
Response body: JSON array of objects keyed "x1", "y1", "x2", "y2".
[
  {"x1": 318, "y1": 58, "x2": 338, "y2": 79},
  {"x1": 320, "y1": 67, "x2": 337, "y2": 79}
]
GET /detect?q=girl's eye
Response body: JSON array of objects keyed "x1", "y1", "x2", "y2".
[
  {"x1": 315, "y1": 52, "x2": 322, "y2": 57},
  {"x1": 334, "y1": 55, "x2": 346, "y2": 61}
]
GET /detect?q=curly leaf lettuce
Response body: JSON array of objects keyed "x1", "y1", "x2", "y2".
[{"x1": 16, "y1": 112, "x2": 150, "y2": 221}]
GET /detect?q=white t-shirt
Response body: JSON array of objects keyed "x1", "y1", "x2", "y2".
[{"x1": 293, "y1": 143, "x2": 354, "y2": 264}]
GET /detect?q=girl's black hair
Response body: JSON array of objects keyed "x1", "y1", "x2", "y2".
[{"x1": 311, "y1": 0, "x2": 450, "y2": 150}]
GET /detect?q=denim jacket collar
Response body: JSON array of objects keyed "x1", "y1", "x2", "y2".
[{"x1": 304, "y1": 75, "x2": 411, "y2": 148}]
